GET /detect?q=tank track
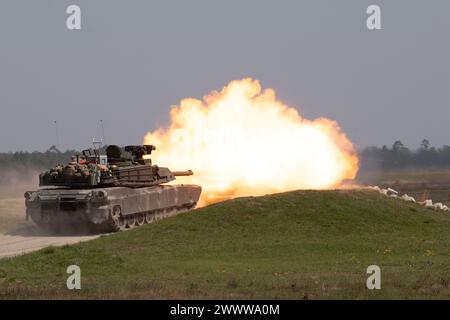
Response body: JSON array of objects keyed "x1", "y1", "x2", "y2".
[
  {"x1": 30, "y1": 202, "x2": 197, "y2": 234},
  {"x1": 103, "y1": 202, "x2": 197, "y2": 233}
]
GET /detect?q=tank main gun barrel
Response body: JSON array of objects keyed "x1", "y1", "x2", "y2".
[{"x1": 172, "y1": 170, "x2": 194, "y2": 176}]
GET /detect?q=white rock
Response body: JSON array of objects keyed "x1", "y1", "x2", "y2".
[
  {"x1": 433, "y1": 202, "x2": 445, "y2": 210},
  {"x1": 387, "y1": 188, "x2": 399, "y2": 195},
  {"x1": 364, "y1": 185, "x2": 448, "y2": 212},
  {"x1": 420, "y1": 200, "x2": 434, "y2": 208},
  {"x1": 400, "y1": 194, "x2": 416, "y2": 202}
]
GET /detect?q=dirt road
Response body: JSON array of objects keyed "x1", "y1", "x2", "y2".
[{"x1": 0, "y1": 198, "x2": 98, "y2": 258}]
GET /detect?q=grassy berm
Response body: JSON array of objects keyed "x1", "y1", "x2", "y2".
[{"x1": 0, "y1": 190, "x2": 449, "y2": 299}]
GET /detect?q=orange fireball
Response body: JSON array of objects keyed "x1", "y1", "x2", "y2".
[{"x1": 144, "y1": 78, "x2": 359, "y2": 204}]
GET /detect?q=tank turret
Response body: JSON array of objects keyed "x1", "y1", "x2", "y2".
[{"x1": 39, "y1": 145, "x2": 191, "y2": 188}]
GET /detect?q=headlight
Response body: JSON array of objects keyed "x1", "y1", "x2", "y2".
[
  {"x1": 24, "y1": 191, "x2": 33, "y2": 200},
  {"x1": 92, "y1": 190, "x2": 107, "y2": 199}
]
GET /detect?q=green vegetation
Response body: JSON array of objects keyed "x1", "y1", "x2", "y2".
[
  {"x1": 0, "y1": 146, "x2": 77, "y2": 173},
  {"x1": 358, "y1": 139, "x2": 450, "y2": 172},
  {"x1": 0, "y1": 190, "x2": 449, "y2": 299}
]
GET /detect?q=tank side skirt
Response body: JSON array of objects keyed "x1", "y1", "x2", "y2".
[{"x1": 25, "y1": 184, "x2": 201, "y2": 233}]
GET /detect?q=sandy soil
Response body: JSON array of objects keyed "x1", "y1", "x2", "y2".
[{"x1": 0, "y1": 198, "x2": 98, "y2": 259}]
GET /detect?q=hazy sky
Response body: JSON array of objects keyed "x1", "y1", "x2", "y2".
[{"x1": 0, "y1": 0, "x2": 449, "y2": 152}]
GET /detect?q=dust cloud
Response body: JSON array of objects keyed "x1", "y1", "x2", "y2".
[
  {"x1": 0, "y1": 169, "x2": 38, "y2": 234},
  {"x1": 0, "y1": 170, "x2": 99, "y2": 258}
]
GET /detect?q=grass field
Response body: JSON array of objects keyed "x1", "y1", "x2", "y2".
[
  {"x1": 0, "y1": 190, "x2": 449, "y2": 299},
  {"x1": 357, "y1": 168, "x2": 450, "y2": 185}
]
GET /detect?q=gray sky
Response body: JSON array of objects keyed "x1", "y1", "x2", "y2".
[{"x1": 0, "y1": 0, "x2": 449, "y2": 152}]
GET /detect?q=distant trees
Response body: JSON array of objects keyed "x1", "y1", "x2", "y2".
[
  {"x1": 359, "y1": 140, "x2": 450, "y2": 171},
  {"x1": 0, "y1": 146, "x2": 77, "y2": 174},
  {"x1": 0, "y1": 140, "x2": 449, "y2": 174}
]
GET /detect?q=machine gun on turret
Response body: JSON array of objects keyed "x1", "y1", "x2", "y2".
[{"x1": 124, "y1": 145, "x2": 156, "y2": 164}]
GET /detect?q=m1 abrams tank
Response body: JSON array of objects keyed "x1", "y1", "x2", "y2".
[{"x1": 24, "y1": 144, "x2": 202, "y2": 233}]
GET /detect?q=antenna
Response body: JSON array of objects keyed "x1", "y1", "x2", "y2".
[
  {"x1": 92, "y1": 138, "x2": 103, "y2": 150},
  {"x1": 54, "y1": 120, "x2": 60, "y2": 150},
  {"x1": 92, "y1": 138, "x2": 103, "y2": 164},
  {"x1": 100, "y1": 120, "x2": 106, "y2": 145}
]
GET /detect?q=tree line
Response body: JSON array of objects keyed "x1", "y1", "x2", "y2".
[
  {"x1": 359, "y1": 139, "x2": 450, "y2": 171},
  {"x1": 0, "y1": 146, "x2": 77, "y2": 174},
  {"x1": 0, "y1": 141, "x2": 449, "y2": 174}
]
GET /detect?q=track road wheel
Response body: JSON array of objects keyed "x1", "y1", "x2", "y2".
[
  {"x1": 145, "y1": 212, "x2": 154, "y2": 224},
  {"x1": 155, "y1": 211, "x2": 164, "y2": 221},
  {"x1": 188, "y1": 201, "x2": 197, "y2": 209},
  {"x1": 126, "y1": 214, "x2": 136, "y2": 229},
  {"x1": 111, "y1": 205, "x2": 126, "y2": 231},
  {"x1": 136, "y1": 213, "x2": 145, "y2": 226}
]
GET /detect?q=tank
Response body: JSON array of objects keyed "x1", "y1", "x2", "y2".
[{"x1": 24, "y1": 144, "x2": 202, "y2": 233}]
